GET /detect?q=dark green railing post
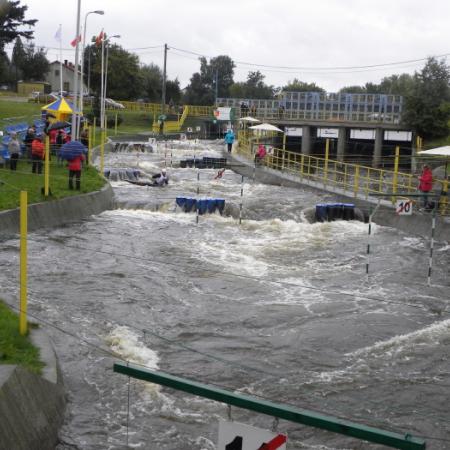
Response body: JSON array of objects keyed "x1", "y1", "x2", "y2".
[{"x1": 113, "y1": 362, "x2": 425, "y2": 450}]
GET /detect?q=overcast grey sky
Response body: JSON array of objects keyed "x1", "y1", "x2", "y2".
[{"x1": 13, "y1": 0, "x2": 450, "y2": 92}]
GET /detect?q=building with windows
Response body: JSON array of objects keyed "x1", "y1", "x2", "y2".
[
  {"x1": 217, "y1": 91, "x2": 403, "y2": 124},
  {"x1": 45, "y1": 60, "x2": 87, "y2": 94}
]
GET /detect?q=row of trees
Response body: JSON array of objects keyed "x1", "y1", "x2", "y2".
[{"x1": 1, "y1": 1, "x2": 450, "y2": 139}]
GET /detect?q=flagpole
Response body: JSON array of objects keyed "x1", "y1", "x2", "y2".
[
  {"x1": 71, "y1": 0, "x2": 82, "y2": 140},
  {"x1": 59, "y1": 24, "x2": 63, "y2": 94}
]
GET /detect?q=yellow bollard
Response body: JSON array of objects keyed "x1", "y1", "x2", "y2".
[
  {"x1": 44, "y1": 135, "x2": 50, "y2": 197},
  {"x1": 354, "y1": 165, "x2": 360, "y2": 197},
  {"x1": 19, "y1": 190, "x2": 27, "y2": 336},
  {"x1": 392, "y1": 145, "x2": 400, "y2": 202},
  {"x1": 115, "y1": 113, "x2": 118, "y2": 135},
  {"x1": 93, "y1": 117, "x2": 97, "y2": 148},
  {"x1": 324, "y1": 138, "x2": 330, "y2": 182},
  {"x1": 100, "y1": 128, "x2": 106, "y2": 175},
  {"x1": 87, "y1": 125, "x2": 92, "y2": 166}
]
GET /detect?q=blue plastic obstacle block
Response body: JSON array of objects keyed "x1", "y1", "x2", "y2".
[
  {"x1": 326, "y1": 203, "x2": 343, "y2": 221},
  {"x1": 184, "y1": 197, "x2": 197, "y2": 212},
  {"x1": 315, "y1": 204, "x2": 328, "y2": 222},
  {"x1": 197, "y1": 199, "x2": 208, "y2": 215},
  {"x1": 176, "y1": 197, "x2": 186, "y2": 209},
  {"x1": 342, "y1": 203, "x2": 355, "y2": 220}
]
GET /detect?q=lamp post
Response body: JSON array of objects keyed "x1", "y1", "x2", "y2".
[
  {"x1": 79, "y1": 10, "x2": 104, "y2": 117},
  {"x1": 71, "y1": 0, "x2": 82, "y2": 141}
]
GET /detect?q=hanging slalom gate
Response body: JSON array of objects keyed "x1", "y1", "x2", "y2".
[
  {"x1": 179, "y1": 156, "x2": 227, "y2": 169},
  {"x1": 315, "y1": 203, "x2": 355, "y2": 222}
]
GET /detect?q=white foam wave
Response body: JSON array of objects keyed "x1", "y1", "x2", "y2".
[
  {"x1": 346, "y1": 318, "x2": 450, "y2": 359},
  {"x1": 106, "y1": 325, "x2": 159, "y2": 370}
]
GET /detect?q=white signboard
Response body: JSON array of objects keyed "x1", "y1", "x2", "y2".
[
  {"x1": 218, "y1": 421, "x2": 287, "y2": 450},
  {"x1": 385, "y1": 131, "x2": 412, "y2": 142},
  {"x1": 214, "y1": 107, "x2": 233, "y2": 121},
  {"x1": 285, "y1": 127, "x2": 302, "y2": 137},
  {"x1": 396, "y1": 199, "x2": 413, "y2": 215},
  {"x1": 350, "y1": 129, "x2": 376, "y2": 140},
  {"x1": 317, "y1": 128, "x2": 338, "y2": 138},
  {"x1": 196, "y1": 126, "x2": 201, "y2": 131}
]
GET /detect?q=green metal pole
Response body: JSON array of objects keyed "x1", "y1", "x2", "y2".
[{"x1": 113, "y1": 363, "x2": 425, "y2": 450}]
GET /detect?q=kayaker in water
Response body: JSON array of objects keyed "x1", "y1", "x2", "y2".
[{"x1": 152, "y1": 168, "x2": 169, "y2": 186}]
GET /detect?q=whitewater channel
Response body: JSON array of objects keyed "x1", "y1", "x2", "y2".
[{"x1": 0, "y1": 140, "x2": 449, "y2": 449}]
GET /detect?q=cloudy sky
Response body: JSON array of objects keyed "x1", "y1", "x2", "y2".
[{"x1": 12, "y1": 0, "x2": 450, "y2": 91}]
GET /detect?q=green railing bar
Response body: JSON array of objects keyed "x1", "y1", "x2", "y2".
[{"x1": 113, "y1": 362, "x2": 425, "y2": 450}]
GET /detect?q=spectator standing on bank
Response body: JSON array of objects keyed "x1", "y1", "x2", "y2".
[
  {"x1": 31, "y1": 135, "x2": 45, "y2": 174},
  {"x1": 24, "y1": 127, "x2": 35, "y2": 163},
  {"x1": 68, "y1": 153, "x2": 85, "y2": 190},
  {"x1": 8, "y1": 132, "x2": 21, "y2": 171},
  {"x1": 418, "y1": 164, "x2": 433, "y2": 209},
  {"x1": 224, "y1": 129, "x2": 235, "y2": 153}
]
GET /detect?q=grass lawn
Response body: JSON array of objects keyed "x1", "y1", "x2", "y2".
[
  {"x1": 0, "y1": 160, "x2": 106, "y2": 210},
  {"x1": 0, "y1": 99, "x2": 42, "y2": 125},
  {"x1": 0, "y1": 300, "x2": 43, "y2": 374}
]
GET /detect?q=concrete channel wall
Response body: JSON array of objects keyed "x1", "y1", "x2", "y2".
[
  {"x1": 0, "y1": 182, "x2": 114, "y2": 236},
  {"x1": 0, "y1": 181, "x2": 114, "y2": 448},
  {"x1": 229, "y1": 152, "x2": 450, "y2": 241}
]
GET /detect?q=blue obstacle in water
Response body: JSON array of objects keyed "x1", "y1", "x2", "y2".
[
  {"x1": 176, "y1": 197, "x2": 225, "y2": 215},
  {"x1": 315, "y1": 203, "x2": 355, "y2": 222}
]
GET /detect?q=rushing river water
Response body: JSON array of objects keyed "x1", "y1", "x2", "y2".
[{"x1": 1, "y1": 140, "x2": 449, "y2": 450}]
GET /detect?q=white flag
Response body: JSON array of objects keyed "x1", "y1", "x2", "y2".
[{"x1": 54, "y1": 25, "x2": 62, "y2": 42}]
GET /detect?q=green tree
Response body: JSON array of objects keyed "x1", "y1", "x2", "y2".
[
  {"x1": 166, "y1": 78, "x2": 181, "y2": 105},
  {"x1": 20, "y1": 43, "x2": 49, "y2": 81},
  {"x1": 86, "y1": 42, "x2": 142, "y2": 100},
  {"x1": 403, "y1": 57, "x2": 450, "y2": 139},
  {"x1": 378, "y1": 74, "x2": 415, "y2": 96},
  {"x1": 11, "y1": 36, "x2": 26, "y2": 84},
  {"x1": 229, "y1": 71, "x2": 274, "y2": 98},
  {"x1": 139, "y1": 63, "x2": 162, "y2": 102},
  {"x1": 338, "y1": 85, "x2": 367, "y2": 94},
  {"x1": 283, "y1": 78, "x2": 325, "y2": 92},
  {"x1": 184, "y1": 55, "x2": 235, "y2": 105},
  {"x1": 0, "y1": 1, "x2": 37, "y2": 51}
]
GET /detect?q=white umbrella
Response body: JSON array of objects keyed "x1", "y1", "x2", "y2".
[
  {"x1": 249, "y1": 123, "x2": 284, "y2": 133},
  {"x1": 419, "y1": 146, "x2": 450, "y2": 178},
  {"x1": 418, "y1": 146, "x2": 450, "y2": 156},
  {"x1": 240, "y1": 116, "x2": 260, "y2": 123}
]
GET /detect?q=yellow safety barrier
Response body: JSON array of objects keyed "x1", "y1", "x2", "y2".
[{"x1": 236, "y1": 134, "x2": 449, "y2": 214}]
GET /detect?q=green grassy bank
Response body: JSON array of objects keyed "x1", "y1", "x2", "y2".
[
  {"x1": 0, "y1": 300, "x2": 43, "y2": 374},
  {"x1": 0, "y1": 161, "x2": 105, "y2": 210}
]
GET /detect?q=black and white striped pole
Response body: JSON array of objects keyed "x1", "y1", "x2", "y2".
[
  {"x1": 427, "y1": 206, "x2": 436, "y2": 287},
  {"x1": 239, "y1": 175, "x2": 244, "y2": 225},
  {"x1": 366, "y1": 200, "x2": 381, "y2": 280},
  {"x1": 196, "y1": 170, "x2": 200, "y2": 224}
]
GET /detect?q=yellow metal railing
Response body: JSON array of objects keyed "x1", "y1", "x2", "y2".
[{"x1": 236, "y1": 134, "x2": 449, "y2": 214}]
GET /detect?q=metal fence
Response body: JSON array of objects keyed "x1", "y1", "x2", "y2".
[{"x1": 237, "y1": 132, "x2": 449, "y2": 215}]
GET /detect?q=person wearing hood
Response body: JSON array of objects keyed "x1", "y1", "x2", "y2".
[
  {"x1": 152, "y1": 168, "x2": 169, "y2": 186},
  {"x1": 8, "y1": 132, "x2": 21, "y2": 171},
  {"x1": 31, "y1": 135, "x2": 45, "y2": 174},
  {"x1": 224, "y1": 129, "x2": 235, "y2": 153},
  {"x1": 418, "y1": 164, "x2": 433, "y2": 209}
]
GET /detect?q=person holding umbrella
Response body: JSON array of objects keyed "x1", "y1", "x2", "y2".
[{"x1": 59, "y1": 141, "x2": 87, "y2": 190}]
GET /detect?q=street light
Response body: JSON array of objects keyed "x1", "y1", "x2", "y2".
[{"x1": 79, "y1": 10, "x2": 104, "y2": 117}]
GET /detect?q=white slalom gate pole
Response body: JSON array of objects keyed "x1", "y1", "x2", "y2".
[
  {"x1": 427, "y1": 206, "x2": 436, "y2": 287},
  {"x1": 196, "y1": 170, "x2": 200, "y2": 224},
  {"x1": 366, "y1": 200, "x2": 380, "y2": 280},
  {"x1": 239, "y1": 175, "x2": 244, "y2": 225}
]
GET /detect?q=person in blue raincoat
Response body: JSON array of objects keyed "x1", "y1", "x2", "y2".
[{"x1": 224, "y1": 129, "x2": 235, "y2": 153}]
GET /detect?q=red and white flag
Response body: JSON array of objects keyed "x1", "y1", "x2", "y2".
[
  {"x1": 70, "y1": 34, "x2": 81, "y2": 47},
  {"x1": 95, "y1": 29, "x2": 104, "y2": 47}
]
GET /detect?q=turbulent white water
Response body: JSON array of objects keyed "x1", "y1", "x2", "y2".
[{"x1": 1, "y1": 140, "x2": 449, "y2": 449}]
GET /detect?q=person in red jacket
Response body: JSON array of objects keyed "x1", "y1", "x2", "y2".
[
  {"x1": 31, "y1": 135, "x2": 45, "y2": 174},
  {"x1": 418, "y1": 164, "x2": 433, "y2": 208},
  {"x1": 68, "y1": 154, "x2": 85, "y2": 190}
]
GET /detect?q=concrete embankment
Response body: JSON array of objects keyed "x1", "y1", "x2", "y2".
[
  {"x1": 228, "y1": 152, "x2": 450, "y2": 241},
  {"x1": 0, "y1": 182, "x2": 114, "y2": 236},
  {"x1": 0, "y1": 178, "x2": 114, "y2": 448},
  {"x1": 0, "y1": 327, "x2": 66, "y2": 450}
]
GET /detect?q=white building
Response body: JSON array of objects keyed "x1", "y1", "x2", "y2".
[{"x1": 46, "y1": 60, "x2": 87, "y2": 94}]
